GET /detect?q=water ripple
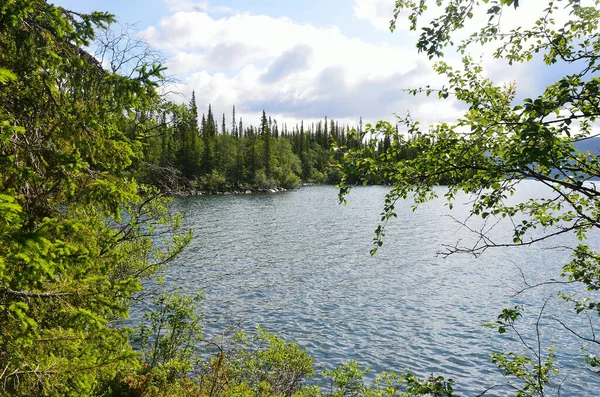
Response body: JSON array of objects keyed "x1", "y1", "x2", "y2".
[{"x1": 136, "y1": 184, "x2": 600, "y2": 396}]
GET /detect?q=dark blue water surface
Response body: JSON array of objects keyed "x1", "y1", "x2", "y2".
[{"x1": 141, "y1": 183, "x2": 600, "y2": 395}]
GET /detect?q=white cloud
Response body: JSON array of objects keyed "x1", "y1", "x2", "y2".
[
  {"x1": 148, "y1": 0, "x2": 585, "y2": 131},
  {"x1": 352, "y1": 0, "x2": 584, "y2": 104},
  {"x1": 260, "y1": 44, "x2": 313, "y2": 84},
  {"x1": 353, "y1": 0, "x2": 395, "y2": 31},
  {"x1": 143, "y1": 10, "x2": 460, "y2": 129}
]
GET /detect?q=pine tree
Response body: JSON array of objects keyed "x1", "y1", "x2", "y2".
[
  {"x1": 261, "y1": 110, "x2": 271, "y2": 179},
  {"x1": 248, "y1": 125, "x2": 256, "y2": 181},
  {"x1": 232, "y1": 105, "x2": 237, "y2": 138},
  {"x1": 324, "y1": 116, "x2": 328, "y2": 147},
  {"x1": 187, "y1": 91, "x2": 201, "y2": 176},
  {"x1": 202, "y1": 105, "x2": 215, "y2": 173},
  {"x1": 331, "y1": 119, "x2": 337, "y2": 143}
]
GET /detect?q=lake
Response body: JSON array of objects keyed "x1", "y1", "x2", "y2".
[{"x1": 148, "y1": 183, "x2": 600, "y2": 395}]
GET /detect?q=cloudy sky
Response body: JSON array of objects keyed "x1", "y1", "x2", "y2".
[{"x1": 51, "y1": 0, "x2": 558, "y2": 129}]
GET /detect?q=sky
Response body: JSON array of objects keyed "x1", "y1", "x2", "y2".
[{"x1": 50, "y1": 0, "x2": 566, "y2": 130}]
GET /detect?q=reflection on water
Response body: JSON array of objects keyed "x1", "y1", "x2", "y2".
[{"x1": 134, "y1": 183, "x2": 600, "y2": 395}]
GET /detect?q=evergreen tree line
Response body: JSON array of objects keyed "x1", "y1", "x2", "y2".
[{"x1": 139, "y1": 93, "x2": 415, "y2": 192}]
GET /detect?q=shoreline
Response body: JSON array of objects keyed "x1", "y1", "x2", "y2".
[{"x1": 166, "y1": 183, "x2": 323, "y2": 197}]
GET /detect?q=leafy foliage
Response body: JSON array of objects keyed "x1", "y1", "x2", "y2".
[
  {"x1": 338, "y1": 0, "x2": 600, "y2": 394},
  {"x1": 318, "y1": 361, "x2": 454, "y2": 397},
  {"x1": 135, "y1": 290, "x2": 204, "y2": 376},
  {"x1": 0, "y1": 1, "x2": 189, "y2": 394}
]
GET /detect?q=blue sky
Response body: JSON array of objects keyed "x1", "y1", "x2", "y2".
[
  {"x1": 53, "y1": 0, "x2": 400, "y2": 44},
  {"x1": 50, "y1": 0, "x2": 559, "y2": 129}
]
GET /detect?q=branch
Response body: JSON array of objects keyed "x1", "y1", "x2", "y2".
[
  {"x1": 0, "y1": 287, "x2": 76, "y2": 299},
  {"x1": 553, "y1": 317, "x2": 600, "y2": 346},
  {"x1": 509, "y1": 261, "x2": 576, "y2": 297},
  {"x1": 438, "y1": 214, "x2": 581, "y2": 258}
]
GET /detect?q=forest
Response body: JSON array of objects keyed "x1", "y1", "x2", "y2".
[
  {"x1": 139, "y1": 98, "x2": 412, "y2": 193},
  {"x1": 142, "y1": 98, "x2": 347, "y2": 192}
]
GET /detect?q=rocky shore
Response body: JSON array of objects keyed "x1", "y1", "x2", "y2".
[{"x1": 169, "y1": 186, "x2": 296, "y2": 196}]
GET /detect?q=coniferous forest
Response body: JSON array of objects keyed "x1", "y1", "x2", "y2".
[
  {"x1": 139, "y1": 97, "x2": 418, "y2": 193},
  {"x1": 140, "y1": 96, "x2": 361, "y2": 192}
]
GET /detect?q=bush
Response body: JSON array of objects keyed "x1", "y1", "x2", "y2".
[
  {"x1": 253, "y1": 170, "x2": 276, "y2": 190},
  {"x1": 229, "y1": 327, "x2": 315, "y2": 396},
  {"x1": 198, "y1": 170, "x2": 231, "y2": 192}
]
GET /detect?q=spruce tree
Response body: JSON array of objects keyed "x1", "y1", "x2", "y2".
[
  {"x1": 232, "y1": 105, "x2": 237, "y2": 138},
  {"x1": 261, "y1": 110, "x2": 271, "y2": 180},
  {"x1": 202, "y1": 105, "x2": 215, "y2": 173}
]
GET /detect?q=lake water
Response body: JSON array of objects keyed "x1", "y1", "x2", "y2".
[{"x1": 150, "y1": 183, "x2": 600, "y2": 395}]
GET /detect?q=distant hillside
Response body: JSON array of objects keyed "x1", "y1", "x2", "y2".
[
  {"x1": 573, "y1": 136, "x2": 600, "y2": 180},
  {"x1": 574, "y1": 136, "x2": 600, "y2": 154}
]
